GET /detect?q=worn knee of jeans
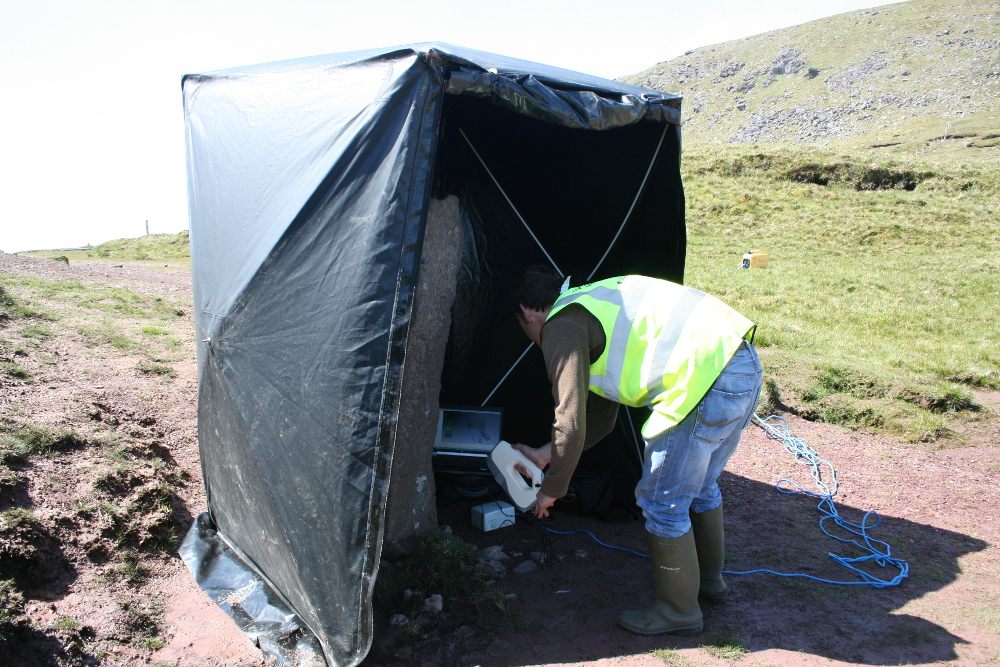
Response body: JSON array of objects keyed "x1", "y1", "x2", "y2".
[
  {"x1": 690, "y1": 484, "x2": 723, "y2": 514},
  {"x1": 642, "y1": 505, "x2": 693, "y2": 539}
]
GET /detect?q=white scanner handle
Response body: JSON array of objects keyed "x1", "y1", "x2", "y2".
[{"x1": 488, "y1": 440, "x2": 544, "y2": 511}]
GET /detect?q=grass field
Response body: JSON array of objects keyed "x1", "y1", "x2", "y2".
[
  {"x1": 682, "y1": 145, "x2": 999, "y2": 443},
  {"x1": 23, "y1": 232, "x2": 190, "y2": 270}
]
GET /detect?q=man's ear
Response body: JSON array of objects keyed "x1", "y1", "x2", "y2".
[{"x1": 518, "y1": 304, "x2": 532, "y2": 322}]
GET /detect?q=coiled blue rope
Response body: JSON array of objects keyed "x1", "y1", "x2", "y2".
[
  {"x1": 538, "y1": 414, "x2": 909, "y2": 588},
  {"x1": 734, "y1": 414, "x2": 909, "y2": 587}
]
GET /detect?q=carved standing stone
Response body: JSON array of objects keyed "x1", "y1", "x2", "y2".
[{"x1": 383, "y1": 195, "x2": 464, "y2": 552}]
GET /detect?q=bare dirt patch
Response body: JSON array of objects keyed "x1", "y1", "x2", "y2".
[
  {"x1": 2, "y1": 251, "x2": 998, "y2": 666},
  {"x1": 0, "y1": 252, "x2": 263, "y2": 665}
]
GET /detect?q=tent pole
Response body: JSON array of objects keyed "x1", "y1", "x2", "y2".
[
  {"x1": 480, "y1": 342, "x2": 533, "y2": 406},
  {"x1": 624, "y1": 406, "x2": 644, "y2": 465},
  {"x1": 469, "y1": 123, "x2": 667, "y2": 411},
  {"x1": 586, "y1": 124, "x2": 669, "y2": 282},
  {"x1": 459, "y1": 129, "x2": 564, "y2": 277},
  {"x1": 460, "y1": 127, "x2": 567, "y2": 407}
]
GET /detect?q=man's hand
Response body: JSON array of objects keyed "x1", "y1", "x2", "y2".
[
  {"x1": 510, "y1": 443, "x2": 556, "y2": 518},
  {"x1": 512, "y1": 442, "x2": 552, "y2": 470},
  {"x1": 534, "y1": 492, "x2": 557, "y2": 519}
]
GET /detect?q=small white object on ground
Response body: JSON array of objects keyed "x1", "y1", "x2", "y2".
[
  {"x1": 423, "y1": 594, "x2": 444, "y2": 614},
  {"x1": 389, "y1": 614, "x2": 408, "y2": 626}
]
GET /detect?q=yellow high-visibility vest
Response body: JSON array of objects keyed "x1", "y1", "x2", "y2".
[{"x1": 546, "y1": 276, "x2": 755, "y2": 438}]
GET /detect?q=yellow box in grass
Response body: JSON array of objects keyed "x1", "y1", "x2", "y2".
[{"x1": 741, "y1": 249, "x2": 769, "y2": 269}]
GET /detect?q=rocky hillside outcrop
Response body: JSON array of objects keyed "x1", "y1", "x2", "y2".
[{"x1": 624, "y1": 0, "x2": 999, "y2": 146}]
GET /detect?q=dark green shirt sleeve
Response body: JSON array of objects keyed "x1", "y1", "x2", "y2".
[{"x1": 538, "y1": 306, "x2": 617, "y2": 498}]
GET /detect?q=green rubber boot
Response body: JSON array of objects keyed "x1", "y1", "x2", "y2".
[
  {"x1": 617, "y1": 530, "x2": 703, "y2": 636},
  {"x1": 691, "y1": 505, "x2": 728, "y2": 603}
]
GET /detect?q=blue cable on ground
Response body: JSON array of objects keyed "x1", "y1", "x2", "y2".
[
  {"x1": 742, "y1": 414, "x2": 909, "y2": 587},
  {"x1": 536, "y1": 414, "x2": 909, "y2": 588},
  {"x1": 540, "y1": 527, "x2": 650, "y2": 559}
]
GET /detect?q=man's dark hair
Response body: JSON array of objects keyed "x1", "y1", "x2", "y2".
[{"x1": 510, "y1": 264, "x2": 563, "y2": 313}]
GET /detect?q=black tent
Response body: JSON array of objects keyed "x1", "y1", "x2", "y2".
[{"x1": 181, "y1": 43, "x2": 684, "y2": 666}]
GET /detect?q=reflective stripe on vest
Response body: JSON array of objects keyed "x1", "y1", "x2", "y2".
[{"x1": 547, "y1": 276, "x2": 755, "y2": 438}]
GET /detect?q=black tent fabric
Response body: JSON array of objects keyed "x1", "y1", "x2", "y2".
[{"x1": 182, "y1": 43, "x2": 683, "y2": 666}]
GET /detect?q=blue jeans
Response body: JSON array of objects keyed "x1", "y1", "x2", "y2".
[{"x1": 635, "y1": 341, "x2": 763, "y2": 539}]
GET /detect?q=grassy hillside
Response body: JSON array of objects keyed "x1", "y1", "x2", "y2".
[
  {"x1": 682, "y1": 145, "x2": 998, "y2": 443},
  {"x1": 624, "y1": 0, "x2": 999, "y2": 158},
  {"x1": 23, "y1": 232, "x2": 190, "y2": 265}
]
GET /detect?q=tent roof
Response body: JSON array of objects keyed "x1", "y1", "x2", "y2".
[{"x1": 194, "y1": 42, "x2": 681, "y2": 107}]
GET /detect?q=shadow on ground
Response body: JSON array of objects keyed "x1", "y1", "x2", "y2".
[{"x1": 446, "y1": 471, "x2": 986, "y2": 666}]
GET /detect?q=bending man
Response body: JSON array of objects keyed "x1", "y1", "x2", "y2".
[{"x1": 511, "y1": 266, "x2": 762, "y2": 636}]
